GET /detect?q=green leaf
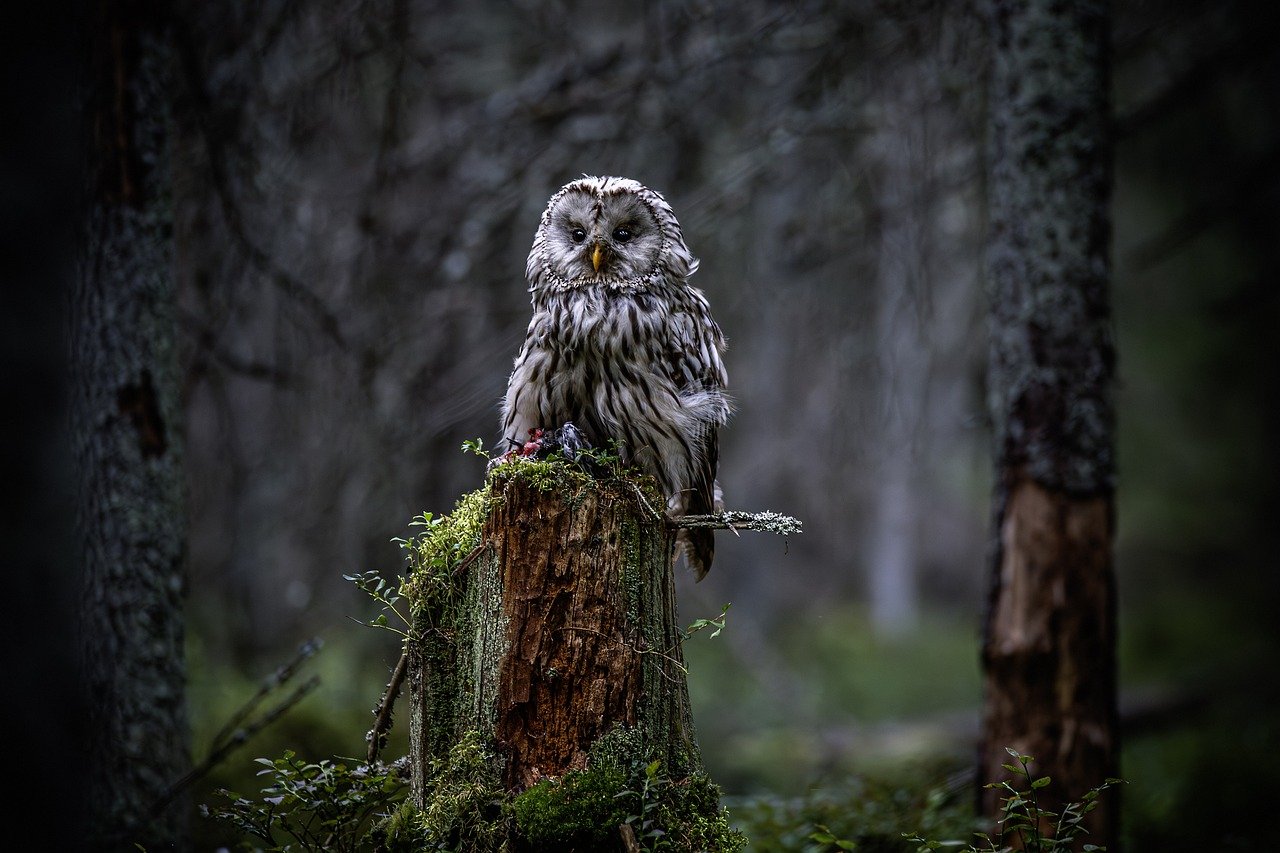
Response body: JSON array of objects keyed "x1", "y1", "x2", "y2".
[{"x1": 1031, "y1": 775, "x2": 1051, "y2": 788}]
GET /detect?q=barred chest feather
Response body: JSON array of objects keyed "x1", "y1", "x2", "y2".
[
  {"x1": 533, "y1": 287, "x2": 670, "y2": 360},
  {"x1": 506, "y1": 284, "x2": 718, "y2": 496}
]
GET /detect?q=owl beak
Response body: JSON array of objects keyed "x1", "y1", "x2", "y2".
[{"x1": 590, "y1": 242, "x2": 606, "y2": 273}]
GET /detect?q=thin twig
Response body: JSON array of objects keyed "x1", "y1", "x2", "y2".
[
  {"x1": 152, "y1": 674, "x2": 322, "y2": 815},
  {"x1": 672, "y1": 510, "x2": 803, "y2": 536},
  {"x1": 211, "y1": 638, "x2": 323, "y2": 750},
  {"x1": 451, "y1": 543, "x2": 485, "y2": 578},
  {"x1": 366, "y1": 649, "x2": 409, "y2": 764},
  {"x1": 555, "y1": 626, "x2": 688, "y2": 682},
  {"x1": 629, "y1": 480, "x2": 665, "y2": 521}
]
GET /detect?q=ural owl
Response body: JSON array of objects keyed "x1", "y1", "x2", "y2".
[{"x1": 499, "y1": 176, "x2": 730, "y2": 580}]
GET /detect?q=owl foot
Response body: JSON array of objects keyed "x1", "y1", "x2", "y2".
[{"x1": 492, "y1": 423, "x2": 594, "y2": 468}]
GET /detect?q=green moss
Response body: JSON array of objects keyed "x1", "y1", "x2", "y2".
[
  {"x1": 488, "y1": 448, "x2": 664, "y2": 511},
  {"x1": 661, "y1": 774, "x2": 747, "y2": 853},
  {"x1": 512, "y1": 767, "x2": 632, "y2": 850},
  {"x1": 385, "y1": 731, "x2": 510, "y2": 852},
  {"x1": 489, "y1": 454, "x2": 593, "y2": 495},
  {"x1": 386, "y1": 727, "x2": 745, "y2": 852},
  {"x1": 398, "y1": 484, "x2": 489, "y2": 770},
  {"x1": 510, "y1": 732, "x2": 745, "y2": 853},
  {"x1": 372, "y1": 801, "x2": 429, "y2": 852},
  {"x1": 588, "y1": 725, "x2": 650, "y2": 773},
  {"x1": 400, "y1": 485, "x2": 492, "y2": 617},
  {"x1": 620, "y1": 515, "x2": 645, "y2": 625}
]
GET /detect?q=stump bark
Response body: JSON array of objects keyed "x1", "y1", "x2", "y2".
[{"x1": 406, "y1": 462, "x2": 700, "y2": 802}]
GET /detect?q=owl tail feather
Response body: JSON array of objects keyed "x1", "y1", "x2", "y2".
[{"x1": 677, "y1": 528, "x2": 714, "y2": 582}]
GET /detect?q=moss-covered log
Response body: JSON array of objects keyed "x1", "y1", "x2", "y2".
[{"x1": 398, "y1": 457, "x2": 742, "y2": 851}]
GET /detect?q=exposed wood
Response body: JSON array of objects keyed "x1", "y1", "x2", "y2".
[
  {"x1": 408, "y1": 468, "x2": 699, "y2": 803},
  {"x1": 492, "y1": 481, "x2": 649, "y2": 789},
  {"x1": 981, "y1": 478, "x2": 1117, "y2": 841}
]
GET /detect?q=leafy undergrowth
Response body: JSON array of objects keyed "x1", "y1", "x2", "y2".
[
  {"x1": 731, "y1": 750, "x2": 1123, "y2": 853},
  {"x1": 726, "y1": 758, "x2": 977, "y2": 853}
]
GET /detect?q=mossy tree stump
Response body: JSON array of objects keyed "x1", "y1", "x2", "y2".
[{"x1": 401, "y1": 457, "x2": 740, "y2": 850}]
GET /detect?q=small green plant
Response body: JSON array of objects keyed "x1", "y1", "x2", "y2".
[
  {"x1": 621, "y1": 759, "x2": 676, "y2": 851},
  {"x1": 809, "y1": 823, "x2": 859, "y2": 850},
  {"x1": 904, "y1": 749, "x2": 1122, "y2": 853},
  {"x1": 398, "y1": 486, "x2": 492, "y2": 614},
  {"x1": 204, "y1": 751, "x2": 406, "y2": 852},
  {"x1": 344, "y1": 569, "x2": 413, "y2": 639},
  {"x1": 687, "y1": 603, "x2": 732, "y2": 640}
]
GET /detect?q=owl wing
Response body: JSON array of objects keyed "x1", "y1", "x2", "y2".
[{"x1": 663, "y1": 296, "x2": 729, "y2": 580}]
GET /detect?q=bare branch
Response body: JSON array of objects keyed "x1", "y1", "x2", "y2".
[
  {"x1": 366, "y1": 648, "x2": 409, "y2": 765},
  {"x1": 211, "y1": 637, "x2": 323, "y2": 750},
  {"x1": 151, "y1": 673, "x2": 321, "y2": 816},
  {"x1": 672, "y1": 510, "x2": 803, "y2": 536}
]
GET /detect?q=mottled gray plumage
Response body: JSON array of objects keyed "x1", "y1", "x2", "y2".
[{"x1": 500, "y1": 176, "x2": 730, "y2": 579}]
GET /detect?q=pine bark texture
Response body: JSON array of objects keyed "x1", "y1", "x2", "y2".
[
  {"x1": 408, "y1": 470, "x2": 699, "y2": 802},
  {"x1": 981, "y1": 0, "x2": 1118, "y2": 846},
  {"x1": 72, "y1": 2, "x2": 190, "y2": 848}
]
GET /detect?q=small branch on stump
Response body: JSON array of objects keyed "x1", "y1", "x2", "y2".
[
  {"x1": 672, "y1": 510, "x2": 803, "y2": 536},
  {"x1": 366, "y1": 648, "x2": 410, "y2": 764}
]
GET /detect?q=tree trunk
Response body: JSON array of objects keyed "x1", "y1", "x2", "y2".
[
  {"x1": 72, "y1": 2, "x2": 190, "y2": 848},
  {"x1": 981, "y1": 0, "x2": 1119, "y2": 848},
  {"x1": 404, "y1": 462, "x2": 734, "y2": 849}
]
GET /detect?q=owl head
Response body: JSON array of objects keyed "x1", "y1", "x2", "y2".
[{"x1": 527, "y1": 176, "x2": 698, "y2": 292}]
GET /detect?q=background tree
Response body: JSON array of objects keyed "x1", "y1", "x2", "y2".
[
  {"x1": 72, "y1": 1, "x2": 191, "y2": 847},
  {"x1": 979, "y1": 0, "x2": 1118, "y2": 846}
]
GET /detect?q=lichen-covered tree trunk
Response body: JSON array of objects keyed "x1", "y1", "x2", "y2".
[
  {"x1": 409, "y1": 468, "x2": 698, "y2": 798},
  {"x1": 71, "y1": 2, "x2": 190, "y2": 848},
  {"x1": 981, "y1": 0, "x2": 1118, "y2": 847}
]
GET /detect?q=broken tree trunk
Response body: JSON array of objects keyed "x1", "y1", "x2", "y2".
[
  {"x1": 980, "y1": 0, "x2": 1119, "y2": 847},
  {"x1": 396, "y1": 456, "x2": 779, "y2": 850}
]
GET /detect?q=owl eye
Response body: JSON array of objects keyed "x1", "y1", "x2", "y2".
[
  {"x1": 570, "y1": 227, "x2": 587, "y2": 244},
  {"x1": 612, "y1": 226, "x2": 633, "y2": 243}
]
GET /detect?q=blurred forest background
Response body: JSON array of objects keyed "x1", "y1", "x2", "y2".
[{"x1": 9, "y1": 0, "x2": 1279, "y2": 849}]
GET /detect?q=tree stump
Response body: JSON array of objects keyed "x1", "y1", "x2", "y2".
[{"x1": 400, "y1": 457, "x2": 741, "y2": 850}]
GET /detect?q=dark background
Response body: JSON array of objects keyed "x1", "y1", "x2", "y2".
[{"x1": 9, "y1": 1, "x2": 1279, "y2": 849}]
